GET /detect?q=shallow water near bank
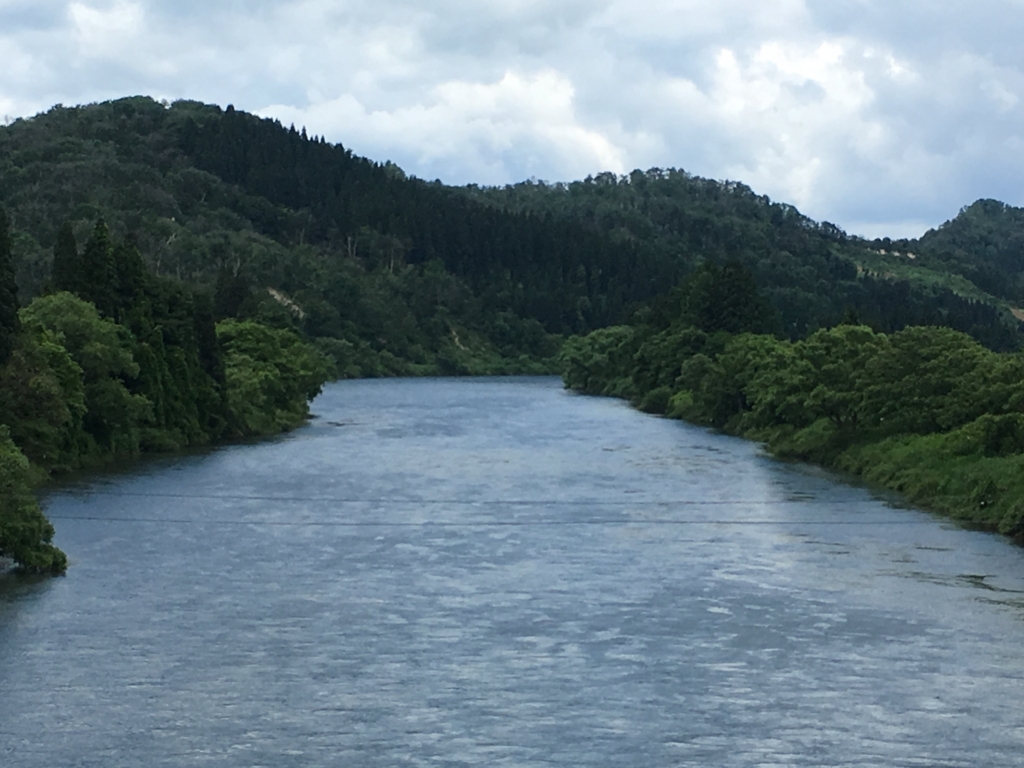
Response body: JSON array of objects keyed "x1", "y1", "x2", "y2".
[{"x1": 3, "y1": 376, "x2": 1024, "y2": 766}]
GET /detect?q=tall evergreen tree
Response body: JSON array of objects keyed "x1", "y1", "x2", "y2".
[
  {"x1": 213, "y1": 264, "x2": 251, "y2": 319},
  {"x1": 112, "y1": 234, "x2": 147, "y2": 320},
  {"x1": 51, "y1": 222, "x2": 80, "y2": 296},
  {"x1": 79, "y1": 219, "x2": 116, "y2": 316},
  {"x1": 0, "y1": 206, "x2": 20, "y2": 367}
]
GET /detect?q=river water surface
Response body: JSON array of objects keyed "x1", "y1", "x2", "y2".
[{"x1": 3, "y1": 377, "x2": 1024, "y2": 766}]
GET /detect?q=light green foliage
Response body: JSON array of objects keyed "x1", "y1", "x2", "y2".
[
  {"x1": 560, "y1": 326, "x2": 639, "y2": 397},
  {"x1": 691, "y1": 333, "x2": 795, "y2": 430},
  {"x1": 0, "y1": 330, "x2": 86, "y2": 471},
  {"x1": 739, "y1": 338, "x2": 808, "y2": 431},
  {"x1": 792, "y1": 325, "x2": 889, "y2": 431},
  {"x1": 0, "y1": 426, "x2": 67, "y2": 574},
  {"x1": 20, "y1": 292, "x2": 149, "y2": 455},
  {"x1": 562, "y1": 311, "x2": 1024, "y2": 540},
  {"x1": 632, "y1": 327, "x2": 708, "y2": 395},
  {"x1": 861, "y1": 326, "x2": 1003, "y2": 434},
  {"x1": 216, "y1": 320, "x2": 331, "y2": 436},
  {"x1": 837, "y1": 418, "x2": 1024, "y2": 537}
]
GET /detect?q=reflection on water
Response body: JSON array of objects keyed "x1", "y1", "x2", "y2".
[{"x1": 3, "y1": 377, "x2": 1024, "y2": 767}]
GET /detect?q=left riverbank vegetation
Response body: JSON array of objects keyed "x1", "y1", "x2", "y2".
[
  {"x1": 4, "y1": 96, "x2": 1024, "y2": 572},
  {"x1": 561, "y1": 260, "x2": 1024, "y2": 541},
  {"x1": 0, "y1": 206, "x2": 332, "y2": 573}
]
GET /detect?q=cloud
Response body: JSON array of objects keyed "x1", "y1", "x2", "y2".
[
  {"x1": 2, "y1": 0, "x2": 1024, "y2": 236},
  {"x1": 68, "y1": 0, "x2": 145, "y2": 56},
  {"x1": 264, "y1": 69, "x2": 627, "y2": 183}
]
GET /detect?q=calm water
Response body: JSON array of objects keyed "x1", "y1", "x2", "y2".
[{"x1": 3, "y1": 377, "x2": 1024, "y2": 767}]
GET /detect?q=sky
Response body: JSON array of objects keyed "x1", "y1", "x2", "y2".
[{"x1": 2, "y1": 1, "x2": 1024, "y2": 239}]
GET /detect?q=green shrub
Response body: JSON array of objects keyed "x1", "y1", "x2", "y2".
[
  {"x1": 638, "y1": 386, "x2": 673, "y2": 415},
  {"x1": 0, "y1": 426, "x2": 67, "y2": 574}
]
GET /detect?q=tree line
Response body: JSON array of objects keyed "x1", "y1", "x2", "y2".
[
  {"x1": 0, "y1": 98, "x2": 566, "y2": 376},
  {"x1": 467, "y1": 169, "x2": 1024, "y2": 350},
  {"x1": 3, "y1": 98, "x2": 1019, "y2": 369},
  {"x1": 562, "y1": 262, "x2": 1024, "y2": 538},
  {"x1": 0, "y1": 207, "x2": 331, "y2": 573}
]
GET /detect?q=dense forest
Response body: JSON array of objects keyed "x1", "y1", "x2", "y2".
[
  {"x1": 561, "y1": 261, "x2": 1024, "y2": 539},
  {"x1": 0, "y1": 206, "x2": 331, "y2": 572},
  {"x1": 2, "y1": 95, "x2": 1024, "y2": 571},
  {"x1": 466, "y1": 171, "x2": 1024, "y2": 351}
]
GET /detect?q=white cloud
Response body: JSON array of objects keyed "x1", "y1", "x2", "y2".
[
  {"x1": 68, "y1": 0, "x2": 145, "y2": 56},
  {"x1": 699, "y1": 40, "x2": 882, "y2": 212},
  {"x1": 264, "y1": 69, "x2": 626, "y2": 183}
]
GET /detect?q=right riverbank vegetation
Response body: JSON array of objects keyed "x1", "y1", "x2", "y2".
[
  {"x1": 3, "y1": 96, "x2": 1024, "y2": 573},
  {"x1": 562, "y1": 261, "x2": 1024, "y2": 539}
]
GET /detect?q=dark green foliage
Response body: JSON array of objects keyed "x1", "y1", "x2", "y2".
[
  {"x1": 0, "y1": 98, "x2": 567, "y2": 373},
  {"x1": 916, "y1": 199, "x2": 1024, "y2": 304},
  {"x1": 111, "y1": 234, "x2": 146, "y2": 319},
  {"x1": 78, "y1": 219, "x2": 117, "y2": 316},
  {"x1": 689, "y1": 261, "x2": 778, "y2": 335},
  {"x1": 2, "y1": 96, "x2": 1019, "y2": 369},
  {"x1": 213, "y1": 265, "x2": 250, "y2": 320},
  {"x1": 50, "y1": 222, "x2": 79, "y2": 296},
  {"x1": 470, "y1": 170, "x2": 1022, "y2": 349},
  {"x1": 0, "y1": 207, "x2": 19, "y2": 366},
  {"x1": 177, "y1": 104, "x2": 672, "y2": 335},
  {"x1": 644, "y1": 260, "x2": 776, "y2": 336}
]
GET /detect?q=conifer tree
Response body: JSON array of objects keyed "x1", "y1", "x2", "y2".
[
  {"x1": 79, "y1": 219, "x2": 116, "y2": 316},
  {"x1": 214, "y1": 264, "x2": 250, "y2": 319},
  {"x1": 112, "y1": 234, "x2": 146, "y2": 320},
  {"x1": 51, "y1": 222, "x2": 80, "y2": 296},
  {"x1": 0, "y1": 206, "x2": 20, "y2": 367}
]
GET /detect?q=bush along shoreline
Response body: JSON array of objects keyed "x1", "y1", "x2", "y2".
[
  {"x1": 0, "y1": 211, "x2": 332, "y2": 574},
  {"x1": 560, "y1": 264, "x2": 1024, "y2": 542}
]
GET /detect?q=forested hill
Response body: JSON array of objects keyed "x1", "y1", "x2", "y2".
[
  {"x1": 2, "y1": 96, "x2": 1022, "y2": 363},
  {"x1": 0, "y1": 96, "x2": 677, "y2": 358},
  {"x1": 915, "y1": 199, "x2": 1024, "y2": 306},
  {"x1": 466, "y1": 173, "x2": 1024, "y2": 351}
]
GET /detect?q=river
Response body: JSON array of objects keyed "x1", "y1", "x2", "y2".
[{"x1": 2, "y1": 377, "x2": 1024, "y2": 766}]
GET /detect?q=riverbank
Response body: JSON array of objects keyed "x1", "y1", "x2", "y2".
[
  {"x1": 741, "y1": 418, "x2": 1024, "y2": 540},
  {"x1": 3, "y1": 359, "x2": 561, "y2": 576},
  {"x1": 561, "y1": 323, "x2": 1024, "y2": 543}
]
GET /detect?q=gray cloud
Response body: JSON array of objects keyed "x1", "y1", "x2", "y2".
[{"x1": 2, "y1": 0, "x2": 1024, "y2": 237}]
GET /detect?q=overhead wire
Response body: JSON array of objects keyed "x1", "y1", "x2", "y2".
[
  {"x1": 44, "y1": 491, "x2": 931, "y2": 526},
  {"x1": 46, "y1": 491, "x2": 874, "y2": 505}
]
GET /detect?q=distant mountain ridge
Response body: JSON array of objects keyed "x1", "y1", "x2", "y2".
[{"x1": 1, "y1": 95, "x2": 1021, "y2": 356}]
